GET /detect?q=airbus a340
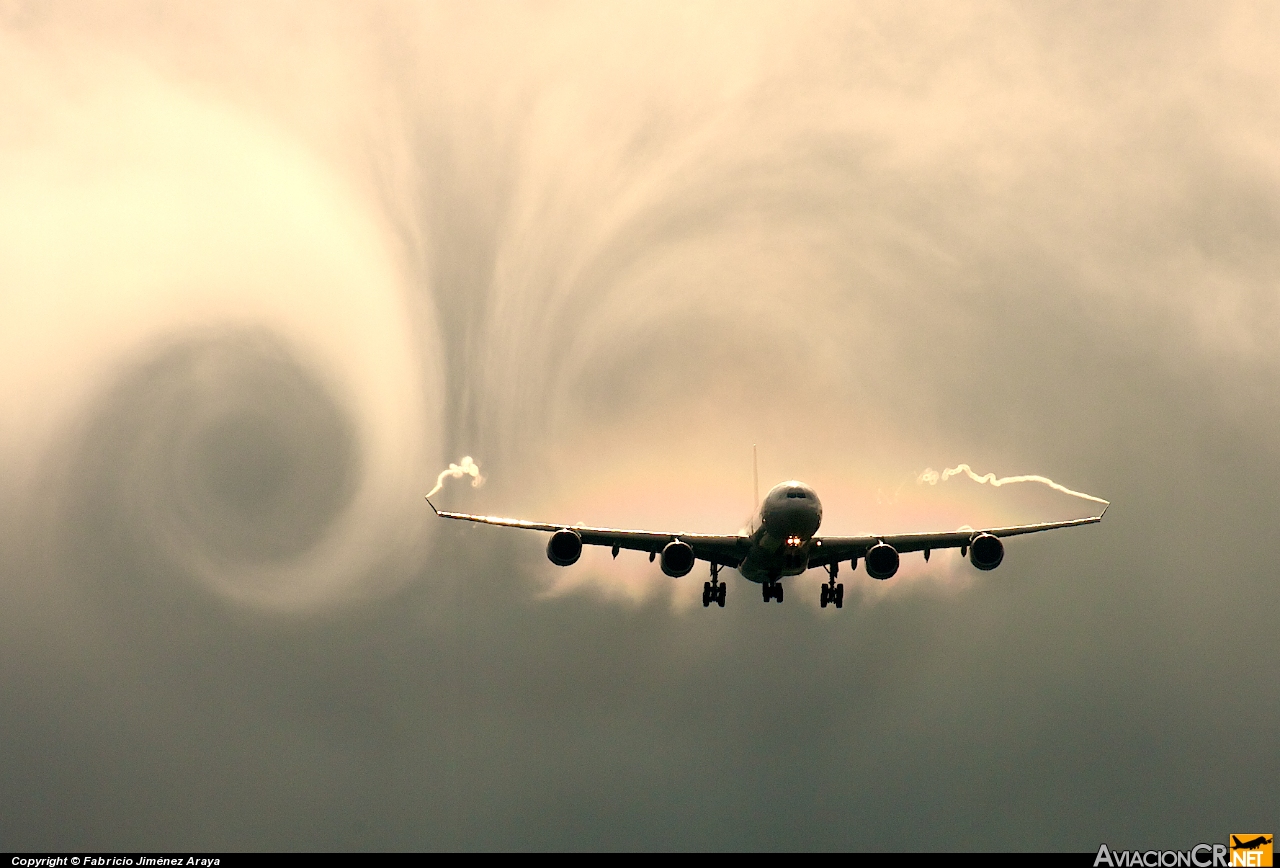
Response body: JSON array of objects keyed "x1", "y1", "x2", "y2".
[{"x1": 426, "y1": 467, "x2": 1106, "y2": 608}]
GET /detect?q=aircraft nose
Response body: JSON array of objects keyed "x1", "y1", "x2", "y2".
[{"x1": 773, "y1": 502, "x2": 821, "y2": 537}]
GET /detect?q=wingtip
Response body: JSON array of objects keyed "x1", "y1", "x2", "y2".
[
  {"x1": 424, "y1": 496, "x2": 439, "y2": 515},
  {"x1": 1099, "y1": 503, "x2": 1109, "y2": 520}
]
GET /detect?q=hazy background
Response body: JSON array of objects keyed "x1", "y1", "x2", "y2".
[{"x1": 1, "y1": 0, "x2": 1276, "y2": 850}]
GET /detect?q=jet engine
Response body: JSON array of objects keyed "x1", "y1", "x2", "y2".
[
  {"x1": 546, "y1": 529, "x2": 583, "y2": 566},
  {"x1": 660, "y1": 540, "x2": 696, "y2": 577},
  {"x1": 865, "y1": 542, "x2": 900, "y2": 580},
  {"x1": 968, "y1": 533, "x2": 1004, "y2": 570}
]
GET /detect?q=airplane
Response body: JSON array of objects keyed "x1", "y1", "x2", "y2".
[
  {"x1": 1232, "y1": 837, "x2": 1273, "y2": 851},
  {"x1": 425, "y1": 462, "x2": 1107, "y2": 608}
]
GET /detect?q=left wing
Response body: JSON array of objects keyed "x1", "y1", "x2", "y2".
[
  {"x1": 807, "y1": 510, "x2": 1107, "y2": 568},
  {"x1": 426, "y1": 498, "x2": 750, "y2": 567}
]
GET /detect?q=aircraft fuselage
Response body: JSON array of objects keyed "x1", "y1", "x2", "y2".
[{"x1": 737, "y1": 481, "x2": 823, "y2": 583}]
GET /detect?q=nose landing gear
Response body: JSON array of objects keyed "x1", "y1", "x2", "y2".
[
  {"x1": 820, "y1": 562, "x2": 844, "y2": 609},
  {"x1": 762, "y1": 581, "x2": 784, "y2": 603},
  {"x1": 702, "y1": 563, "x2": 727, "y2": 608}
]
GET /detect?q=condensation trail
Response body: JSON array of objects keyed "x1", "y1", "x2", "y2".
[
  {"x1": 425, "y1": 457, "x2": 485, "y2": 499},
  {"x1": 918, "y1": 464, "x2": 1109, "y2": 506}
]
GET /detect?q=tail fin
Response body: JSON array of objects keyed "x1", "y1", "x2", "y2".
[{"x1": 753, "y1": 444, "x2": 759, "y2": 509}]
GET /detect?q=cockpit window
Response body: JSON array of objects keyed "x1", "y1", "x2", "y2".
[{"x1": 786, "y1": 491, "x2": 807, "y2": 499}]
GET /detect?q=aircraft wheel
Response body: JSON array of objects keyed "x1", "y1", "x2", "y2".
[
  {"x1": 820, "y1": 585, "x2": 829, "y2": 608},
  {"x1": 775, "y1": 584, "x2": 784, "y2": 603},
  {"x1": 702, "y1": 582, "x2": 711, "y2": 607},
  {"x1": 835, "y1": 583, "x2": 844, "y2": 609},
  {"x1": 716, "y1": 585, "x2": 726, "y2": 606}
]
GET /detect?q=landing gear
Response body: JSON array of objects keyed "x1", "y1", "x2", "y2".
[
  {"x1": 820, "y1": 562, "x2": 844, "y2": 609},
  {"x1": 820, "y1": 581, "x2": 844, "y2": 608},
  {"x1": 762, "y1": 581, "x2": 784, "y2": 603},
  {"x1": 702, "y1": 564, "x2": 726, "y2": 608}
]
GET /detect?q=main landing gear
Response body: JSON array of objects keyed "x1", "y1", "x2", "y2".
[
  {"x1": 820, "y1": 563, "x2": 844, "y2": 609},
  {"x1": 762, "y1": 581, "x2": 784, "y2": 603},
  {"x1": 703, "y1": 564, "x2": 727, "y2": 608}
]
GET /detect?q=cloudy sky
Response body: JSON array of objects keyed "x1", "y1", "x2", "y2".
[{"x1": 1, "y1": 0, "x2": 1276, "y2": 850}]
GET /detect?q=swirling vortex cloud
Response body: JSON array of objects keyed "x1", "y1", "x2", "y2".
[{"x1": 0, "y1": 55, "x2": 441, "y2": 612}]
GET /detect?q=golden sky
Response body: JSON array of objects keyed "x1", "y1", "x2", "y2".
[{"x1": 1, "y1": 1, "x2": 1277, "y2": 849}]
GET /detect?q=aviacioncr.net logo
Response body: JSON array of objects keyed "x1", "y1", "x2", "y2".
[
  {"x1": 1095, "y1": 838, "x2": 1273, "y2": 868},
  {"x1": 1229, "y1": 836, "x2": 1273, "y2": 868},
  {"x1": 1095, "y1": 844, "x2": 1227, "y2": 867}
]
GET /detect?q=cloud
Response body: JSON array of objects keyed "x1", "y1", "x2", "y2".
[{"x1": 1, "y1": 0, "x2": 1277, "y2": 850}]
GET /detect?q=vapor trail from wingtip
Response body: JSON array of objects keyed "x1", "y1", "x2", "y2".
[
  {"x1": 918, "y1": 463, "x2": 1110, "y2": 506},
  {"x1": 425, "y1": 456, "x2": 485, "y2": 500}
]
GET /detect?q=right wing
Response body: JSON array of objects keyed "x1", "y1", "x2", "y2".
[
  {"x1": 807, "y1": 510, "x2": 1107, "y2": 568},
  {"x1": 426, "y1": 498, "x2": 751, "y2": 567}
]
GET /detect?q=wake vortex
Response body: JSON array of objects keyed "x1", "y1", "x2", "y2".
[{"x1": 918, "y1": 464, "x2": 1109, "y2": 507}]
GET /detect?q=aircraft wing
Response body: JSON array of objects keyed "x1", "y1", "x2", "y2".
[
  {"x1": 807, "y1": 510, "x2": 1107, "y2": 568},
  {"x1": 426, "y1": 498, "x2": 751, "y2": 567}
]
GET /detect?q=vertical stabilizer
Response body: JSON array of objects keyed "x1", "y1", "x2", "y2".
[
  {"x1": 750, "y1": 444, "x2": 760, "y2": 533},
  {"x1": 753, "y1": 444, "x2": 759, "y2": 508}
]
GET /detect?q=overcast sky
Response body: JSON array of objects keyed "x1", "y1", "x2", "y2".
[{"x1": 1, "y1": 1, "x2": 1276, "y2": 850}]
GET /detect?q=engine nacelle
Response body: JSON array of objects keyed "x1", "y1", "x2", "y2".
[
  {"x1": 660, "y1": 540, "x2": 696, "y2": 577},
  {"x1": 968, "y1": 533, "x2": 1004, "y2": 570},
  {"x1": 865, "y1": 542, "x2": 900, "y2": 580},
  {"x1": 546, "y1": 529, "x2": 583, "y2": 566}
]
